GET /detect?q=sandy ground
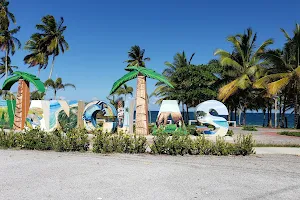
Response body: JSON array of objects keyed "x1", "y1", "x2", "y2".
[
  {"x1": 231, "y1": 127, "x2": 300, "y2": 144},
  {"x1": 1, "y1": 150, "x2": 300, "y2": 200}
]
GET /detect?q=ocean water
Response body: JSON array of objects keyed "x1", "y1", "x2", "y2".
[{"x1": 144, "y1": 111, "x2": 295, "y2": 128}]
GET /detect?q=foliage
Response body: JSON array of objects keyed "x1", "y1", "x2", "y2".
[
  {"x1": 52, "y1": 129, "x2": 89, "y2": 152},
  {"x1": 0, "y1": 56, "x2": 17, "y2": 78},
  {"x1": 278, "y1": 131, "x2": 300, "y2": 137},
  {"x1": 30, "y1": 90, "x2": 45, "y2": 100},
  {"x1": 44, "y1": 77, "x2": 75, "y2": 99},
  {"x1": 92, "y1": 131, "x2": 147, "y2": 154},
  {"x1": 124, "y1": 45, "x2": 150, "y2": 68},
  {"x1": 254, "y1": 143, "x2": 300, "y2": 147},
  {"x1": 0, "y1": 129, "x2": 22, "y2": 148},
  {"x1": 234, "y1": 134, "x2": 255, "y2": 155},
  {"x1": 242, "y1": 126, "x2": 258, "y2": 131},
  {"x1": 0, "y1": 0, "x2": 16, "y2": 30},
  {"x1": 226, "y1": 130, "x2": 234, "y2": 137},
  {"x1": 150, "y1": 133, "x2": 255, "y2": 156},
  {"x1": 214, "y1": 28, "x2": 273, "y2": 102},
  {"x1": 24, "y1": 33, "x2": 48, "y2": 75},
  {"x1": 27, "y1": 15, "x2": 69, "y2": 78},
  {"x1": 0, "y1": 128, "x2": 89, "y2": 152}
]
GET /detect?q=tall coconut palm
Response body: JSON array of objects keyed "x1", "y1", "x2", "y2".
[
  {"x1": 36, "y1": 15, "x2": 69, "y2": 79},
  {"x1": 0, "y1": 56, "x2": 17, "y2": 78},
  {"x1": 0, "y1": 0, "x2": 16, "y2": 30},
  {"x1": 110, "y1": 66, "x2": 173, "y2": 135},
  {"x1": 2, "y1": 71, "x2": 45, "y2": 130},
  {"x1": 214, "y1": 28, "x2": 273, "y2": 124},
  {"x1": 24, "y1": 33, "x2": 49, "y2": 77},
  {"x1": 254, "y1": 29, "x2": 300, "y2": 128},
  {"x1": 124, "y1": 45, "x2": 150, "y2": 68},
  {"x1": 214, "y1": 28, "x2": 273, "y2": 102},
  {"x1": 114, "y1": 83, "x2": 133, "y2": 102},
  {"x1": 44, "y1": 77, "x2": 75, "y2": 100},
  {"x1": 0, "y1": 26, "x2": 21, "y2": 79}
]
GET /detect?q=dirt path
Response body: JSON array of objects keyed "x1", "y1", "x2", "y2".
[{"x1": 1, "y1": 150, "x2": 300, "y2": 200}]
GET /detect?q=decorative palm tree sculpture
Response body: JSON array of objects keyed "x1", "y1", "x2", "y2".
[
  {"x1": 2, "y1": 71, "x2": 45, "y2": 130},
  {"x1": 110, "y1": 66, "x2": 173, "y2": 135}
]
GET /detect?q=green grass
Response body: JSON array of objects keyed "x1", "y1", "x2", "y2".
[
  {"x1": 255, "y1": 143, "x2": 300, "y2": 147},
  {"x1": 278, "y1": 131, "x2": 300, "y2": 137},
  {"x1": 242, "y1": 125, "x2": 258, "y2": 131}
]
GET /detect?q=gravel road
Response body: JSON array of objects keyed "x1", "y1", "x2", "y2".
[{"x1": 1, "y1": 150, "x2": 300, "y2": 200}]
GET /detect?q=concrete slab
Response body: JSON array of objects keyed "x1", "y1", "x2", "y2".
[{"x1": 255, "y1": 147, "x2": 300, "y2": 155}]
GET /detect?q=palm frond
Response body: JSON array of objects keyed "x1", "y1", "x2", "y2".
[
  {"x1": 267, "y1": 77, "x2": 290, "y2": 96},
  {"x1": 139, "y1": 68, "x2": 174, "y2": 88},
  {"x1": 110, "y1": 70, "x2": 139, "y2": 94}
]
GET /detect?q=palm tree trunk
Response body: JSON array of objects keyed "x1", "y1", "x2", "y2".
[
  {"x1": 37, "y1": 67, "x2": 41, "y2": 77},
  {"x1": 135, "y1": 74, "x2": 149, "y2": 135},
  {"x1": 228, "y1": 106, "x2": 231, "y2": 121},
  {"x1": 294, "y1": 84, "x2": 299, "y2": 129},
  {"x1": 234, "y1": 107, "x2": 237, "y2": 121},
  {"x1": 182, "y1": 102, "x2": 185, "y2": 123},
  {"x1": 279, "y1": 95, "x2": 282, "y2": 127},
  {"x1": 268, "y1": 105, "x2": 272, "y2": 127},
  {"x1": 5, "y1": 49, "x2": 8, "y2": 80},
  {"x1": 49, "y1": 55, "x2": 56, "y2": 79},
  {"x1": 13, "y1": 79, "x2": 30, "y2": 130},
  {"x1": 54, "y1": 90, "x2": 57, "y2": 100},
  {"x1": 186, "y1": 105, "x2": 189, "y2": 122},
  {"x1": 281, "y1": 95, "x2": 287, "y2": 128},
  {"x1": 242, "y1": 107, "x2": 246, "y2": 125},
  {"x1": 262, "y1": 108, "x2": 266, "y2": 127}
]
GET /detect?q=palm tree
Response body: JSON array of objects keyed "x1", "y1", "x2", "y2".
[
  {"x1": 0, "y1": 0, "x2": 16, "y2": 30},
  {"x1": 0, "y1": 56, "x2": 17, "y2": 78},
  {"x1": 24, "y1": 33, "x2": 49, "y2": 77},
  {"x1": 214, "y1": 28, "x2": 273, "y2": 124},
  {"x1": 114, "y1": 83, "x2": 133, "y2": 102},
  {"x1": 2, "y1": 71, "x2": 45, "y2": 130},
  {"x1": 214, "y1": 28, "x2": 273, "y2": 101},
  {"x1": 0, "y1": 26, "x2": 21, "y2": 79},
  {"x1": 30, "y1": 90, "x2": 45, "y2": 100},
  {"x1": 151, "y1": 51, "x2": 195, "y2": 121},
  {"x1": 35, "y1": 15, "x2": 69, "y2": 79},
  {"x1": 44, "y1": 77, "x2": 75, "y2": 100},
  {"x1": 254, "y1": 29, "x2": 300, "y2": 128},
  {"x1": 124, "y1": 45, "x2": 150, "y2": 68},
  {"x1": 110, "y1": 66, "x2": 173, "y2": 135}
]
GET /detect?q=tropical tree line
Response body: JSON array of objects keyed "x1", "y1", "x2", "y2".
[
  {"x1": 0, "y1": 0, "x2": 71, "y2": 99},
  {"x1": 152, "y1": 25, "x2": 300, "y2": 129}
]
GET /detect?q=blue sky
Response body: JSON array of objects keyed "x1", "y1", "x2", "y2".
[{"x1": 5, "y1": 0, "x2": 300, "y2": 110}]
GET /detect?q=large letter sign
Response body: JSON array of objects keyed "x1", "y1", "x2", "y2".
[{"x1": 195, "y1": 100, "x2": 229, "y2": 137}]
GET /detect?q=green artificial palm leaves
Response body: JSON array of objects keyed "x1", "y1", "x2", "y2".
[
  {"x1": 110, "y1": 66, "x2": 173, "y2": 95},
  {"x1": 2, "y1": 71, "x2": 45, "y2": 92}
]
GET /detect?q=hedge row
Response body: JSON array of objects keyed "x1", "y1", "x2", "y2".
[{"x1": 0, "y1": 129, "x2": 255, "y2": 156}]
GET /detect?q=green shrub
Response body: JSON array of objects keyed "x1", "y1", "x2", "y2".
[
  {"x1": 233, "y1": 134, "x2": 255, "y2": 155},
  {"x1": 150, "y1": 134, "x2": 255, "y2": 156},
  {"x1": 92, "y1": 132, "x2": 147, "y2": 154},
  {"x1": 191, "y1": 135, "x2": 213, "y2": 155},
  {"x1": 150, "y1": 133, "x2": 168, "y2": 154},
  {"x1": 55, "y1": 129, "x2": 89, "y2": 152},
  {"x1": 186, "y1": 125, "x2": 197, "y2": 135},
  {"x1": 278, "y1": 131, "x2": 300, "y2": 137},
  {"x1": 226, "y1": 130, "x2": 234, "y2": 137},
  {"x1": 0, "y1": 128, "x2": 89, "y2": 152},
  {"x1": 0, "y1": 130, "x2": 22, "y2": 148},
  {"x1": 242, "y1": 125, "x2": 257, "y2": 131},
  {"x1": 22, "y1": 129, "x2": 53, "y2": 150}
]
